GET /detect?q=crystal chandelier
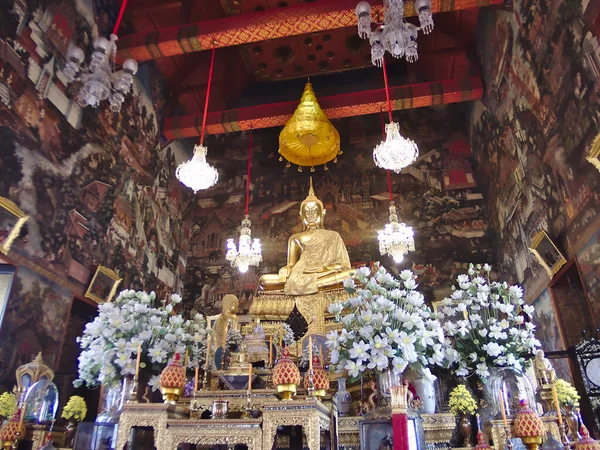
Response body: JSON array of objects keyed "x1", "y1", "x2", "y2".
[
  {"x1": 374, "y1": 121, "x2": 418, "y2": 173},
  {"x1": 356, "y1": 0, "x2": 433, "y2": 65},
  {"x1": 175, "y1": 145, "x2": 219, "y2": 193},
  {"x1": 378, "y1": 202, "x2": 415, "y2": 263},
  {"x1": 226, "y1": 215, "x2": 263, "y2": 273},
  {"x1": 225, "y1": 128, "x2": 262, "y2": 273},
  {"x1": 176, "y1": 48, "x2": 218, "y2": 192},
  {"x1": 63, "y1": 35, "x2": 138, "y2": 112}
]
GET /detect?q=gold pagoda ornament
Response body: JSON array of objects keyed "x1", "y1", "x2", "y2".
[{"x1": 278, "y1": 82, "x2": 341, "y2": 172}]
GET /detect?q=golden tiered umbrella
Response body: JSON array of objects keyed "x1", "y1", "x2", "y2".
[{"x1": 278, "y1": 82, "x2": 341, "y2": 172}]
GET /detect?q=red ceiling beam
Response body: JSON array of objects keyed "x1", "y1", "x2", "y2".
[
  {"x1": 117, "y1": 0, "x2": 503, "y2": 62},
  {"x1": 163, "y1": 76, "x2": 483, "y2": 139}
]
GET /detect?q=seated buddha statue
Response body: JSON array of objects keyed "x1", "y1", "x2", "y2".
[{"x1": 259, "y1": 178, "x2": 354, "y2": 295}]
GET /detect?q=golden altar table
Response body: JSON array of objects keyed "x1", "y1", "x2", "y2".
[
  {"x1": 261, "y1": 398, "x2": 331, "y2": 450},
  {"x1": 167, "y1": 418, "x2": 263, "y2": 449}
]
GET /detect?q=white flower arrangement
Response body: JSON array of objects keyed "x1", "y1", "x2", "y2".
[
  {"x1": 226, "y1": 328, "x2": 244, "y2": 348},
  {"x1": 74, "y1": 290, "x2": 209, "y2": 388},
  {"x1": 275, "y1": 323, "x2": 295, "y2": 347},
  {"x1": 326, "y1": 264, "x2": 455, "y2": 380},
  {"x1": 438, "y1": 264, "x2": 540, "y2": 379}
]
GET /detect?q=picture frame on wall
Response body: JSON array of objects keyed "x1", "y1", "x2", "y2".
[
  {"x1": 0, "y1": 197, "x2": 28, "y2": 255},
  {"x1": 529, "y1": 230, "x2": 567, "y2": 278},
  {"x1": 586, "y1": 133, "x2": 600, "y2": 173},
  {"x1": 85, "y1": 266, "x2": 122, "y2": 304}
]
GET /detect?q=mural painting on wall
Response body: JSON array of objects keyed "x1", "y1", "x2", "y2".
[
  {"x1": 0, "y1": 0, "x2": 194, "y2": 385},
  {"x1": 0, "y1": 266, "x2": 71, "y2": 390},
  {"x1": 470, "y1": 0, "x2": 600, "y2": 301},
  {"x1": 531, "y1": 289, "x2": 572, "y2": 382},
  {"x1": 577, "y1": 230, "x2": 600, "y2": 321},
  {"x1": 184, "y1": 107, "x2": 496, "y2": 316}
]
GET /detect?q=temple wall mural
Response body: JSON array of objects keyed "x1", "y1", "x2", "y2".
[
  {"x1": 0, "y1": 0, "x2": 192, "y2": 389},
  {"x1": 184, "y1": 107, "x2": 496, "y2": 316},
  {"x1": 469, "y1": 0, "x2": 600, "y2": 304}
]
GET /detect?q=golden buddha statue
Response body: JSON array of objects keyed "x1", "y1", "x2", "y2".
[
  {"x1": 259, "y1": 178, "x2": 354, "y2": 295},
  {"x1": 213, "y1": 294, "x2": 239, "y2": 351}
]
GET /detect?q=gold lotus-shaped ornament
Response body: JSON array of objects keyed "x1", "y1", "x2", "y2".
[{"x1": 278, "y1": 82, "x2": 341, "y2": 172}]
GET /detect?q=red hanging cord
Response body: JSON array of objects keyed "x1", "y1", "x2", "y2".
[
  {"x1": 245, "y1": 128, "x2": 253, "y2": 215},
  {"x1": 382, "y1": 58, "x2": 393, "y2": 123},
  {"x1": 200, "y1": 47, "x2": 216, "y2": 146},
  {"x1": 112, "y1": 0, "x2": 128, "y2": 36},
  {"x1": 380, "y1": 109, "x2": 394, "y2": 202}
]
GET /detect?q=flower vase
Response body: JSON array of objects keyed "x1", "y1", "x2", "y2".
[
  {"x1": 64, "y1": 420, "x2": 77, "y2": 447},
  {"x1": 563, "y1": 405, "x2": 580, "y2": 440},
  {"x1": 459, "y1": 415, "x2": 473, "y2": 447},
  {"x1": 413, "y1": 377, "x2": 436, "y2": 414},
  {"x1": 479, "y1": 367, "x2": 535, "y2": 436},
  {"x1": 334, "y1": 377, "x2": 352, "y2": 416}
]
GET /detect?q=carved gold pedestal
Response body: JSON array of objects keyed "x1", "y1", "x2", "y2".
[
  {"x1": 161, "y1": 386, "x2": 183, "y2": 405},
  {"x1": 520, "y1": 435, "x2": 543, "y2": 450},
  {"x1": 262, "y1": 398, "x2": 331, "y2": 450},
  {"x1": 277, "y1": 384, "x2": 297, "y2": 400}
]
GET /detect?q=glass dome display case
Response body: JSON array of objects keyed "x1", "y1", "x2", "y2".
[{"x1": 22, "y1": 380, "x2": 59, "y2": 424}]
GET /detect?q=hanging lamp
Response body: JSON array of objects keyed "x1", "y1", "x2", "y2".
[
  {"x1": 373, "y1": 59, "x2": 419, "y2": 173},
  {"x1": 176, "y1": 48, "x2": 219, "y2": 192},
  {"x1": 377, "y1": 111, "x2": 415, "y2": 263},
  {"x1": 278, "y1": 81, "x2": 341, "y2": 173},
  {"x1": 63, "y1": 0, "x2": 138, "y2": 112},
  {"x1": 226, "y1": 128, "x2": 263, "y2": 273}
]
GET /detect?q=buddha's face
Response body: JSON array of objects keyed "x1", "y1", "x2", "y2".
[{"x1": 301, "y1": 202, "x2": 325, "y2": 229}]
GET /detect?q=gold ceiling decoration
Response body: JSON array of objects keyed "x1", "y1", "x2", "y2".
[{"x1": 278, "y1": 82, "x2": 341, "y2": 172}]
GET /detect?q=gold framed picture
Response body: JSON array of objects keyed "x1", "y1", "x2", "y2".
[
  {"x1": 0, "y1": 197, "x2": 28, "y2": 255},
  {"x1": 586, "y1": 133, "x2": 600, "y2": 172},
  {"x1": 529, "y1": 230, "x2": 567, "y2": 278},
  {"x1": 85, "y1": 266, "x2": 122, "y2": 304}
]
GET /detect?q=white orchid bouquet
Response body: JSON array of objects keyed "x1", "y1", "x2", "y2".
[
  {"x1": 275, "y1": 323, "x2": 295, "y2": 347},
  {"x1": 74, "y1": 289, "x2": 209, "y2": 388},
  {"x1": 326, "y1": 264, "x2": 456, "y2": 380},
  {"x1": 226, "y1": 328, "x2": 244, "y2": 349},
  {"x1": 438, "y1": 264, "x2": 540, "y2": 379}
]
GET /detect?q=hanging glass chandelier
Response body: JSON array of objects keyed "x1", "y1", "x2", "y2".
[
  {"x1": 356, "y1": 0, "x2": 433, "y2": 65},
  {"x1": 378, "y1": 202, "x2": 415, "y2": 263},
  {"x1": 225, "y1": 128, "x2": 262, "y2": 273},
  {"x1": 175, "y1": 145, "x2": 219, "y2": 193},
  {"x1": 176, "y1": 48, "x2": 218, "y2": 192},
  {"x1": 226, "y1": 215, "x2": 263, "y2": 273},
  {"x1": 373, "y1": 60, "x2": 419, "y2": 172},
  {"x1": 374, "y1": 121, "x2": 418, "y2": 173},
  {"x1": 63, "y1": 35, "x2": 137, "y2": 112}
]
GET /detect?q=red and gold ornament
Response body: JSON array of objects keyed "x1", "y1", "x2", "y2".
[
  {"x1": 474, "y1": 431, "x2": 492, "y2": 450},
  {"x1": 303, "y1": 354, "x2": 329, "y2": 399},
  {"x1": 513, "y1": 399, "x2": 544, "y2": 450},
  {"x1": 575, "y1": 425, "x2": 600, "y2": 450},
  {"x1": 273, "y1": 347, "x2": 300, "y2": 400},
  {"x1": 159, "y1": 352, "x2": 186, "y2": 404},
  {"x1": 0, "y1": 408, "x2": 25, "y2": 449}
]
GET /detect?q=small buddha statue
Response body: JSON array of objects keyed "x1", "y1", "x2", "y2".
[
  {"x1": 534, "y1": 350, "x2": 557, "y2": 386},
  {"x1": 213, "y1": 294, "x2": 240, "y2": 351},
  {"x1": 259, "y1": 178, "x2": 354, "y2": 295}
]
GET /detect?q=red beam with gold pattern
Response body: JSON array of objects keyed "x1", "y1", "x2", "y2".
[
  {"x1": 118, "y1": 0, "x2": 503, "y2": 62},
  {"x1": 163, "y1": 76, "x2": 483, "y2": 139}
]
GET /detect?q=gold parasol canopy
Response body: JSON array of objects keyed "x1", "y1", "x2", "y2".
[{"x1": 278, "y1": 82, "x2": 341, "y2": 172}]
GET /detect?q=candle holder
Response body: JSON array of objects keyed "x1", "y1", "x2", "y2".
[
  {"x1": 190, "y1": 392, "x2": 201, "y2": 419},
  {"x1": 10, "y1": 431, "x2": 21, "y2": 450},
  {"x1": 242, "y1": 390, "x2": 252, "y2": 419},
  {"x1": 202, "y1": 370, "x2": 210, "y2": 391},
  {"x1": 127, "y1": 375, "x2": 139, "y2": 403},
  {"x1": 504, "y1": 425, "x2": 514, "y2": 450},
  {"x1": 307, "y1": 370, "x2": 316, "y2": 398},
  {"x1": 558, "y1": 421, "x2": 570, "y2": 450}
]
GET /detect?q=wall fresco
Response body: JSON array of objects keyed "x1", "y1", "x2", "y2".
[{"x1": 469, "y1": 0, "x2": 600, "y2": 301}]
